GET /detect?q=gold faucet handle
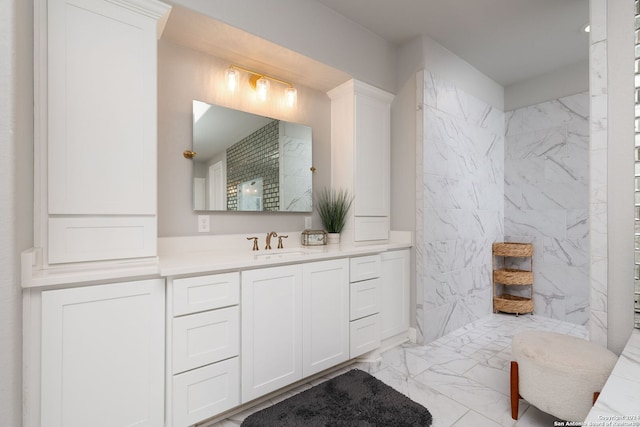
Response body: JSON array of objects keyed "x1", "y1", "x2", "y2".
[
  {"x1": 246, "y1": 236, "x2": 259, "y2": 251},
  {"x1": 277, "y1": 235, "x2": 289, "y2": 249}
]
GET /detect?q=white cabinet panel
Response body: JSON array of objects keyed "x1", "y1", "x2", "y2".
[
  {"x1": 349, "y1": 314, "x2": 381, "y2": 358},
  {"x1": 302, "y1": 259, "x2": 349, "y2": 377},
  {"x1": 354, "y1": 90, "x2": 390, "y2": 217},
  {"x1": 41, "y1": 279, "x2": 165, "y2": 427},
  {"x1": 172, "y1": 272, "x2": 239, "y2": 316},
  {"x1": 354, "y1": 216, "x2": 390, "y2": 241},
  {"x1": 380, "y1": 250, "x2": 411, "y2": 340},
  {"x1": 48, "y1": 216, "x2": 156, "y2": 263},
  {"x1": 172, "y1": 306, "x2": 239, "y2": 374},
  {"x1": 48, "y1": 0, "x2": 158, "y2": 215},
  {"x1": 350, "y1": 278, "x2": 381, "y2": 321},
  {"x1": 350, "y1": 254, "x2": 381, "y2": 282},
  {"x1": 241, "y1": 265, "x2": 303, "y2": 402},
  {"x1": 172, "y1": 358, "x2": 240, "y2": 427}
]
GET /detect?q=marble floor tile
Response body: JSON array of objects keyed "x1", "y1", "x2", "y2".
[
  {"x1": 209, "y1": 313, "x2": 588, "y2": 427},
  {"x1": 453, "y1": 409, "x2": 504, "y2": 427}
]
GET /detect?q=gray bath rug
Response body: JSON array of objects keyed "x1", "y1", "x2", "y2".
[{"x1": 241, "y1": 369, "x2": 433, "y2": 426}]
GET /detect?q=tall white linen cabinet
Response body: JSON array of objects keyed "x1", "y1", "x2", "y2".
[
  {"x1": 39, "y1": 0, "x2": 170, "y2": 265},
  {"x1": 327, "y1": 80, "x2": 394, "y2": 244},
  {"x1": 24, "y1": 1, "x2": 172, "y2": 427}
]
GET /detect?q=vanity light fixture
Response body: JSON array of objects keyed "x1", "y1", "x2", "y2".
[
  {"x1": 226, "y1": 65, "x2": 297, "y2": 107},
  {"x1": 225, "y1": 67, "x2": 239, "y2": 92},
  {"x1": 254, "y1": 75, "x2": 270, "y2": 101}
]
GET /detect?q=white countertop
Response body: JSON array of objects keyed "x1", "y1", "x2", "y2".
[
  {"x1": 158, "y1": 231, "x2": 412, "y2": 277},
  {"x1": 584, "y1": 328, "x2": 640, "y2": 425},
  {"x1": 21, "y1": 231, "x2": 413, "y2": 288}
]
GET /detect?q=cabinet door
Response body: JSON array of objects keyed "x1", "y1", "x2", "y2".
[
  {"x1": 241, "y1": 265, "x2": 303, "y2": 402},
  {"x1": 41, "y1": 279, "x2": 165, "y2": 427},
  {"x1": 354, "y1": 91, "x2": 390, "y2": 217},
  {"x1": 302, "y1": 259, "x2": 349, "y2": 377},
  {"x1": 380, "y1": 250, "x2": 411, "y2": 340},
  {"x1": 48, "y1": 0, "x2": 159, "y2": 215}
]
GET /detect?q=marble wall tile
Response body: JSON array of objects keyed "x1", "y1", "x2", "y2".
[
  {"x1": 420, "y1": 71, "x2": 504, "y2": 343},
  {"x1": 590, "y1": 147, "x2": 608, "y2": 204},
  {"x1": 505, "y1": 101, "x2": 576, "y2": 137},
  {"x1": 590, "y1": 41, "x2": 608, "y2": 97},
  {"x1": 590, "y1": 309, "x2": 608, "y2": 347},
  {"x1": 590, "y1": 203, "x2": 608, "y2": 259},
  {"x1": 567, "y1": 209, "x2": 589, "y2": 238},
  {"x1": 589, "y1": 5, "x2": 608, "y2": 343},
  {"x1": 590, "y1": 257, "x2": 608, "y2": 313},
  {"x1": 423, "y1": 72, "x2": 504, "y2": 132},
  {"x1": 416, "y1": 71, "x2": 426, "y2": 345},
  {"x1": 504, "y1": 91, "x2": 590, "y2": 326},
  {"x1": 543, "y1": 236, "x2": 589, "y2": 267}
]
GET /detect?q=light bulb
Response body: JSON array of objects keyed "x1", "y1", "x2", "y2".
[
  {"x1": 285, "y1": 87, "x2": 297, "y2": 108},
  {"x1": 226, "y1": 68, "x2": 239, "y2": 92},
  {"x1": 256, "y1": 77, "x2": 270, "y2": 101}
]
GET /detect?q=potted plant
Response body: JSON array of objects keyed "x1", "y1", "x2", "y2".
[{"x1": 316, "y1": 188, "x2": 353, "y2": 244}]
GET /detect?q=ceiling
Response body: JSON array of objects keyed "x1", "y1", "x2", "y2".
[{"x1": 313, "y1": 0, "x2": 590, "y2": 87}]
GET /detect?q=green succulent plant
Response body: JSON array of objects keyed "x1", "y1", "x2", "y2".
[{"x1": 316, "y1": 188, "x2": 353, "y2": 234}]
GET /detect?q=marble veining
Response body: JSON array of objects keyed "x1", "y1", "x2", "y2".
[
  {"x1": 504, "y1": 91, "x2": 590, "y2": 326},
  {"x1": 418, "y1": 70, "x2": 505, "y2": 343},
  {"x1": 589, "y1": 0, "x2": 608, "y2": 346}
]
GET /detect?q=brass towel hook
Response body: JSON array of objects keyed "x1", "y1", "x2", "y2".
[{"x1": 183, "y1": 150, "x2": 197, "y2": 159}]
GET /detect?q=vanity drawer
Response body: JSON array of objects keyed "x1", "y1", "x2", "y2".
[
  {"x1": 172, "y1": 272, "x2": 239, "y2": 316},
  {"x1": 172, "y1": 357, "x2": 240, "y2": 427},
  {"x1": 349, "y1": 255, "x2": 381, "y2": 282},
  {"x1": 172, "y1": 306, "x2": 239, "y2": 374},
  {"x1": 349, "y1": 314, "x2": 381, "y2": 358},
  {"x1": 350, "y1": 278, "x2": 381, "y2": 321}
]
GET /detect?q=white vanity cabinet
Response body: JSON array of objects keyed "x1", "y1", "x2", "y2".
[
  {"x1": 328, "y1": 79, "x2": 394, "y2": 243},
  {"x1": 380, "y1": 249, "x2": 411, "y2": 340},
  {"x1": 242, "y1": 259, "x2": 349, "y2": 402},
  {"x1": 241, "y1": 265, "x2": 303, "y2": 402},
  {"x1": 38, "y1": 279, "x2": 165, "y2": 427},
  {"x1": 166, "y1": 273, "x2": 240, "y2": 427},
  {"x1": 349, "y1": 255, "x2": 382, "y2": 358},
  {"x1": 40, "y1": 0, "x2": 171, "y2": 264},
  {"x1": 302, "y1": 259, "x2": 350, "y2": 376}
]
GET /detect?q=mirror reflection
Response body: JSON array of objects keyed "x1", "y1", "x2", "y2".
[{"x1": 192, "y1": 100, "x2": 313, "y2": 212}]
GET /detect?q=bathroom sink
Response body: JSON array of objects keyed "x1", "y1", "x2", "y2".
[{"x1": 254, "y1": 250, "x2": 313, "y2": 260}]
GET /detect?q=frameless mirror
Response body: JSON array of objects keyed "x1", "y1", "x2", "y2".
[{"x1": 192, "y1": 100, "x2": 313, "y2": 212}]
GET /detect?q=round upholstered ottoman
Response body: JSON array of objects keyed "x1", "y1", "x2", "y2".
[{"x1": 510, "y1": 331, "x2": 617, "y2": 421}]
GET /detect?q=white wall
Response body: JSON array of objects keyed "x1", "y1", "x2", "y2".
[
  {"x1": 606, "y1": 0, "x2": 635, "y2": 353},
  {"x1": 504, "y1": 60, "x2": 589, "y2": 111},
  {"x1": 0, "y1": 0, "x2": 33, "y2": 425},
  {"x1": 165, "y1": 0, "x2": 397, "y2": 93},
  {"x1": 158, "y1": 40, "x2": 332, "y2": 236}
]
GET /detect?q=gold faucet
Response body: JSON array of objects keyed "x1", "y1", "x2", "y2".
[{"x1": 265, "y1": 231, "x2": 278, "y2": 250}]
